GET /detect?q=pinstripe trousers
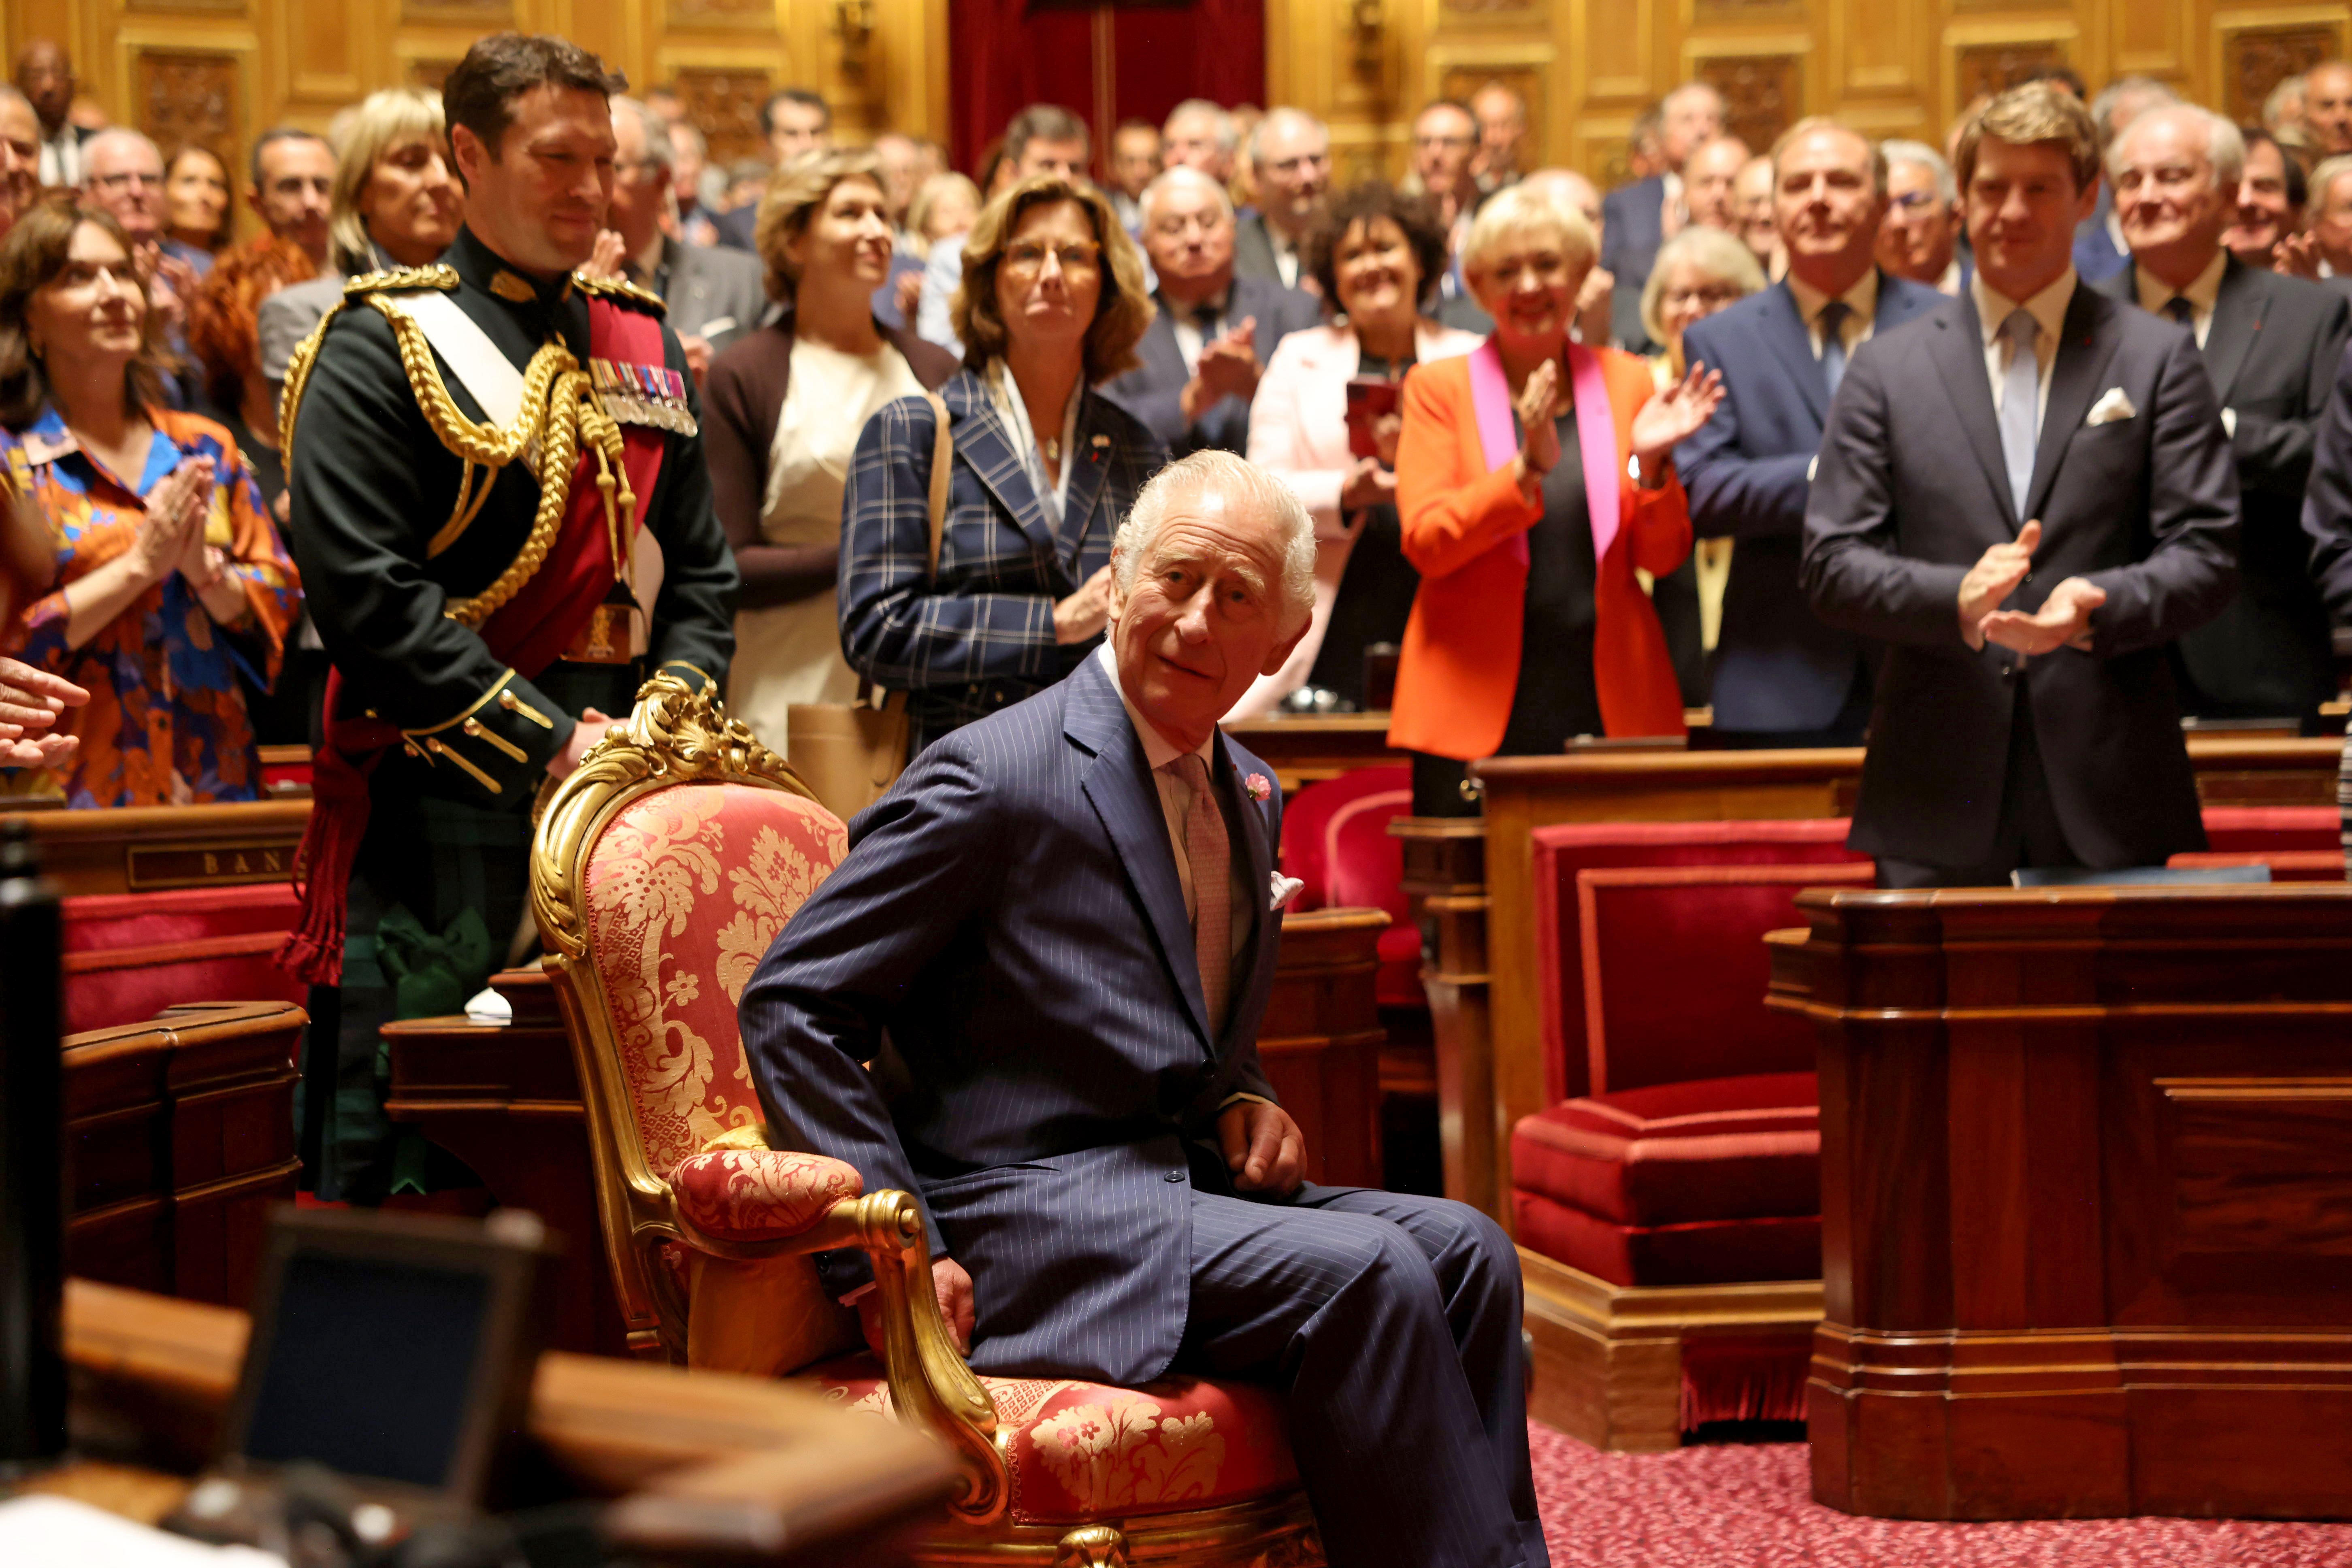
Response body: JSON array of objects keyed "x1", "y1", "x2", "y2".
[{"x1": 1182, "y1": 1183, "x2": 1547, "y2": 1568}]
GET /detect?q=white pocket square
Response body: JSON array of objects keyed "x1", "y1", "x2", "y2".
[
  {"x1": 2086, "y1": 388, "x2": 2137, "y2": 426},
  {"x1": 1270, "y1": 873, "x2": 1305, "y2": 913}
]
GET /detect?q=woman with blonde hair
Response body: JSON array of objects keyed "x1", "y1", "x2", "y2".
[
  {"x1": 257, "y1": 87, "x2": 462, "y2": 399},
  {"x1": 839, "y1": 173, "x2": 1163, "y2": 752},
  {"x1": 703, "y1": 148, "x2": 960, "y2": 752},
  {"x1": 1389, "y1": 183, "x2": 1722, "y2": 814},
  {"x1": 1640, "y1": 224, "x2": 1767, "y2": 381}
]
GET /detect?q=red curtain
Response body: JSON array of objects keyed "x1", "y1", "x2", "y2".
[{"x1": 949, "y1": 0, "x2": 1267, "y2": 179}]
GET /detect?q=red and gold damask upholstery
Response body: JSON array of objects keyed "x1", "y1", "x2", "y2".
[
  {"x1": 669, "y1": 1147, "x2": 863, "y2": 1243},
  {"x1": 581, "y1": 781, "x2": 848, "y2": 1177},
  {"x1": 808, "y1": 1354, "x2": 1301, "y2": 1525}
]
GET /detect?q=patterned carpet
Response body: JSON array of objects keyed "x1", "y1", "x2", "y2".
[{"x1": 1528, "y1": 1424, "x2": 2352, "y2": 1567}]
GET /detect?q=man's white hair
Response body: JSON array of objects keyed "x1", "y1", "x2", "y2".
[
  {"x1": 2106, "y1": 102, "x2": 2244, "y2": 195},
  {"x1": 82, "y1": 127, "x2": 162, "y2": 173},
  {"x1": 1163, "y1": 98, "x2": 1238, "y2": 154},
  {"x1": 1879, "y1": 138, "x2": 1955, "y2": 204},
  {"x1": 1249, "y1": 106, "x2": 1328, "y2": 166},
  {"x1": 1112, "y1": 450, "x2": 1317, "y2": 635},
  {"x1": 1140, "y1": 164, "x2": 1234, "y2": 227}
]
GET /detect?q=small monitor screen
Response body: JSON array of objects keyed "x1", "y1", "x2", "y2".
[{"x1": 237, "y1": 1252, "x2": 490, "y2": 1489}]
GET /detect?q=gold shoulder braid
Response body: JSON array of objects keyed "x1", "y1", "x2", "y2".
[
  {"x1": 342, "y1": 264, "x2": 460, "y2": 297},
  {"x1": 279, "y1": 269, "x2": 636, "y2": 631},
  {"x1": 571, "y1": 271, "x2": 667, "y2": 316}
]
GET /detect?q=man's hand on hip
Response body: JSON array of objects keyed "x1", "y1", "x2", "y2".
[
  {"x1": 1959, "y1": 520, "x2": 2041, "y2": 651},
  {"x1": 856, "y1": 1256, "x2": 974, "y2": 1359},
  {"x1": 1979, "y1": 575, "x2": 2106, "y2": 656},
  {"x1": 1218, "y1": 1099, "x2": 1306, "y2": 1196}
]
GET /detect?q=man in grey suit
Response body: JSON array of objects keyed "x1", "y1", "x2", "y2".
[
  {"x1": 1678, "y1": 118, "x2": 1946, "y2": 747},
  {"x1": 2096, "y1": 103, "x2": 2351, "y2": 725},
  {"x1": 1802, "y1": 83, "x2": 2240, "y2": 886},
  {"x1": 744, "y1": 451, "x2": 1545, "y2": 1568},
  {"x1": 608, "y1": 96, "x2": 768, "y2": 376},
  {"x1": 1234, "y1": 107, "x2": 1329, "y2": 293},
  {"x1": 1102, "y1": 167, "x2": 1323, "y2": 457}
]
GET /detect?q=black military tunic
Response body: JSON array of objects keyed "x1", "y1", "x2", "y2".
[{"x1": 284, "y1": 224, "x2": 736, "y2": 1202}]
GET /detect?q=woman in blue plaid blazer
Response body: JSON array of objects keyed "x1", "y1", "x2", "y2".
[{"x1": 840, "y1": 174, "x2": 1168, "y2": 752}]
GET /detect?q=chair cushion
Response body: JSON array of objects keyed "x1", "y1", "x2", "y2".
[
  {"x1": 1514, "y1": 1189, "x2": 1822, "y2": 1288},
  {"x1": 807, "y1": 1353, "x2": 1300, "y2": 1525},
  {"x1": 669, "y1": 1149, "x2": 862, "y2": 1243},
  {"x1": 1511, "y1": 1072, "x2": 1819, "y2": 1227},
  {"x1": 1375, "y1": 921, "x2": 1423, "y2": 1009}
]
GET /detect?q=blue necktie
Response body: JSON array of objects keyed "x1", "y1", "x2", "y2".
[
  {"x1": 1817, "y1": 300, "x2": 1851, "y2": 398},
  {"x1": 1998, "y1": 309, "x2": 2039, "y2": 520}
]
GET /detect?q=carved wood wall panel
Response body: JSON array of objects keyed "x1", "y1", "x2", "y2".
[
  {"x1": 673, "y1": 66, "x2": 774, "y2": 168},
  {"x1": 1956, "y1": 41, "x2": 2073, "y2": 106},
  {"x1": 2223, "y1": 25, "x2": 2340, "y2": 125},
  {"x1": 1697, "y1": 54, "x2": 1802, "y2": 154},
  {"x1": 136, "y1": 50, "x2": 238, "y2": 163}
]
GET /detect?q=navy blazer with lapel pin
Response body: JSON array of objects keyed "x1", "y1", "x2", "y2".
[
  {"x1": 740, "y1": 650, "x2": 1283, "y2": 1386},
  {"x1": 1800, "y1": 279, "x2": 2239, "y2": 872}
]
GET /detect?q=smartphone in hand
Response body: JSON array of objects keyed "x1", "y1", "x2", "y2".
[{"x1": 1344, "y1": 376, "x2": 1400, "y2": 460}]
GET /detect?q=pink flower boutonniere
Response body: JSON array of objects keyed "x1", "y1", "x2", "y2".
[{"x1": 1244, "y1": 773, "x2": 1273, "y2": 803}]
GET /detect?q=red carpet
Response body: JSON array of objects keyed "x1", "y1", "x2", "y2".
[{"x1": 1528, "y1": 1424, "x2": 2352, "y2": 1566}]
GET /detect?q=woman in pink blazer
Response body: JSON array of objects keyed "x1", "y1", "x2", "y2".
[{"x1": 1231, "y1": 183, "x2": 1483, "y2": 718}]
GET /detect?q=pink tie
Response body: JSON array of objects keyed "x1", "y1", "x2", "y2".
[{"x1": 1167, "y1": 753, "x2": 1231, "y2": 1035}]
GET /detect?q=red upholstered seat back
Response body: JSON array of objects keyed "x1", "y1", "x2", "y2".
[
  {"x1": 1532, "y1": 821, "x2": 1874, "y2": 1101},
  {"x1": 62, "y1": 885, "x2": 309, "y2": 1035},
  {"x1": 580, "y1": 782, "x2": 848, "y2": 1175},
  {"x1": 1278, "y1": 766, "x2": 1422, "y2": 1007},
  {"x1": 1278, "y1": 766, "x2": 1412, "y2": 918},
  {"x1": 2195, "y1": 807, "x2": 2343, "y2": 854}
]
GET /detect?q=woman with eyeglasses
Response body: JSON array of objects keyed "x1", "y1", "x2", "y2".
[{"x1": 839, "y1": 173, "x2": 1163, "y2": 753}]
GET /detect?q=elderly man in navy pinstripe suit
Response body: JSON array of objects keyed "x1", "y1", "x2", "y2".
[{"x1": 744, "y1": 450, "x2": 1545, "y2": 1568}]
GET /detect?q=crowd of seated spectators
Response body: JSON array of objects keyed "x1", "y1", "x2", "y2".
[{"x1": 2, "y1": 38, "x2": 2350, "y2": 812}]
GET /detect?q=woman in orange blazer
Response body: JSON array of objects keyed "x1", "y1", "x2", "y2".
[{"x1": 1389, "y1": 183, "x2": 1724, "y2": 814}]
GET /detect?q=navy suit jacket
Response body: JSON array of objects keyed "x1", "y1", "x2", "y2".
[
  {"x1": 1677, "y1": 272, "x2": 1945, "y2": 731},
  {"x1": 741, "y1": 652, "x2": 1286, "y2": 1386},
  {"x1": 2092, "y1": 258, "x2": 2351, "y2": 718},
  {"x1": 1600, "y1": 175, "x2": 1664, "y2": 354},
  {"x1": 1101, "y1": 273, "x2": 1324, "y2": 457},
  {"x1": 1801, "y1": 282, "x2": 2240, "y2": 870},
  {"x1": 2072, "y1": 185, "x2": 2131, "y2": 285}
]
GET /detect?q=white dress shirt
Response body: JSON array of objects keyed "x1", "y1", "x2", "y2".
[
  {"x1": 1266, "y1": 227, "x2": 1301, "y2": 290},
  {"x1": 1786, "y1": 268, "x2": 1879, "y2": 360},
  {"x1": 36, "y1": 125, "x2": 78, "y2": 190},
  {"x1": 1165, "y1": 287, "x2": 1232, "y2": 378},
  {"x1": 1970, "y1": 266, "x2": 2077, "y2": 438},
  {"x1": 2132, "y1": 249, "x2": 2226, "y2": 350}
]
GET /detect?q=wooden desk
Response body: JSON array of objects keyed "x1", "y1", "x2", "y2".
[
  {"x1": 386, "y1": 913, "x2": 1394, "y2": 1356},
  {"x1": 66, "y1": 1003, "x2": 303, "y2": 1310},
  {"x1": 1220, "y1": 712, "x2": 1401, "y2": 792},
  {"x1": 0, "y1": 800, "x2": 310, "y2": 897},
  {"x1": 1436, "y1": 736, "x2": 2346, "y2": 1227},
  {"x1": 58, "y1": 1278, "x2": 957, "y2": 1562},
  {"x1": 1768, "y1": 883, "x2": 2352, "y2": 1520}
]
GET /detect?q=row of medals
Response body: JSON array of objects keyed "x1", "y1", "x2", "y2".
[{"x1": 589, "y1": 357, "x2": 698, "y2": 437}]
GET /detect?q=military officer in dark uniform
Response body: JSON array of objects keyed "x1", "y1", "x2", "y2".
[{"x1": 278, "y1": 32, "x2": 736, "y2": 1203}]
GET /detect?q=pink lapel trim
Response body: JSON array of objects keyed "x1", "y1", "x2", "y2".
[
  {"x1": 1466, "y1": 339, "x2": 1623, "y2": 566},
  {"x1": 1564, "y1": 343, "x2": 1621, "y2": 566}
]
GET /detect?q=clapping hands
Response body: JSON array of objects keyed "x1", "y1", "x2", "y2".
[
  {"x1": 1181, "y1": 319, "x2": 1263, "y2": 424},
  {"x1": 130, "y1": 457, "x2": 215, "y2": 589},
  {"x1": 0, "y1": 657, "x2": 86, "y2": 767},
  {"x1": 1631, "y1": 362, "x2": 1726, "y2": 471},
  {"x1": 1959, "y1": 520, "x2": 2105, "y2": 656}
]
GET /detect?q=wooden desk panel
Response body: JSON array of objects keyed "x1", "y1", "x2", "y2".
[
  {"x1": 0, "y1": 801, "x2": 310, "y2": 897},
  {"x1": 64, "y1": 1003, "x2": 304, "y2": 1310},
  {"x1": 1769, "y1": 884, "x2": 2352, "y2": 1521},
  {"x1": 1257, "y1": 907, "x2": 1388, "y2": 1190},
  {"x1": 1453, "y1": 736, "x2": 2344, "y2": 1229},
  {"x1": 1221, "y1": 713, "x2": 1401, "y2": 793}
]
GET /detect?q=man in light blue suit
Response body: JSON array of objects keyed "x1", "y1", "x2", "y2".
[
  {"x1": 743, "y1": 450, "x2": 1546, "y2": 1568},
  {"x1": 1678, "y1": 117, "x2": 1947, "y2": 747}
]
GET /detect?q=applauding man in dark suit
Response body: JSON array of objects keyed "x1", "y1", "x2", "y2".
[
  {"x1": 2093, "y1": 103, "x2": 2351, "y2": 726},
  {"x1": 1802, "y1": 83, "x2": 2239, "y2": 886},
  {"x1": 745, "y1": 450, "x2": 1547, "y2": 1568}
]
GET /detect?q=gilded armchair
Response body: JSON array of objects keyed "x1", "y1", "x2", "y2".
[{"x1": 532, "y1": 674, "x2": 1324, "y2": 1567}]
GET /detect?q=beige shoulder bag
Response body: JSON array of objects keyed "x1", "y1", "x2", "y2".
[{"x1": 785, "y1": 390, "x2": 952, "y2": 820}]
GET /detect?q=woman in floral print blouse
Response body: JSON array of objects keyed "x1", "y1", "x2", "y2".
[{"x1": 0, "y1": 196, "x2": 298, "y2": 807}]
